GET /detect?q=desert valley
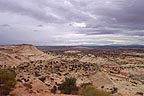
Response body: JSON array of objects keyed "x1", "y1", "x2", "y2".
[{"x1": 0, "y1": 44, "x2": 144, "y2": 96}]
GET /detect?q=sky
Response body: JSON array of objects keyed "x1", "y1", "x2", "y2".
[{"x1": 0, "y1": 0, "x2": 144, "y2": 45}]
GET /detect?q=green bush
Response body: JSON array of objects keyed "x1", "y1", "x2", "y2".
[
  {"x1": 79, "y1": 85, "x2": 111, "y2": 96},
  {"x1": 58, "y1": 77, "x2": 79, "y2": 94},
  {"x1": 0, "y1": 68, "x2": 16, "y2": 95}
]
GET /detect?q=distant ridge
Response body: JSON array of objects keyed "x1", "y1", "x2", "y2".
[
  {"x1": 0, "y1": 44, "x2": 44, "y2": 66},
  {"x1": 37, "y1": 44, "x2": 144, "y2": 51}
]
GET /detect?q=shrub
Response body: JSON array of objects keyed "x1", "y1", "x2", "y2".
[
  {"x1": 34, "y1": 71, "x2": 41, "y2": 77},
  {"x1": 51, "y1": 85, "x2": 57, "y2": 94},
  {"x1": 79, "y1": 85, "x2": 111, "y2": 96},
  {"x1": 38, "y1": 76, "x2": 46, "y2": 82},
  {"x1": 0, "y1": 68, "x2": 16, "y2": 95},
  {"x1": 111, "y1": 87, "x2": 118, "y2": 94},
  {"x1": 80, "y1": 83, "x2": 92, "y2": 88},
  {"x1": 58, "y1": 77, "x2": 79, "y2": 94},
  {"x1": 23, "y1": 83, "x2": 32, "y2": 89}
]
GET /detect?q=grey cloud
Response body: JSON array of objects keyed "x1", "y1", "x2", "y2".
[
  {"x1": 0, "y1": 24, "x2": 10, "y2": 27},
  {"x1": 127, "y1": 31, "x2": 144, "y2": 36},
  {"x1": 0, "y1": 0, "x2": 144, "y2": 45},
  {"x1": 0, "y1": 0, "x2": 60, "y2": 23},
  {"x1": 78, "y1": 28, "x2": 121, "y2": 35},
  {"x1": 37, "y1": 25, "x2": 43, "y2": 27}
]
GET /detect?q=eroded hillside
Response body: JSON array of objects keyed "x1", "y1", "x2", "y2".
[{"x1": 0, "y1": 45, "x2": 144, "y2": 96}]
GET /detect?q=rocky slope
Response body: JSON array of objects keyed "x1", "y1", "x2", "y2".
[
  {"x1": 0, "y1": 44, "x2": 56, "y2": 96},
  {"x1": 0, "y1": 44, "x2": 144, "y2": 96},
  {"x1": 0, "y1": 44, "x2": 54, "y2": 67}
]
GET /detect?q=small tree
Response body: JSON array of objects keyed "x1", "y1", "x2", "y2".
[{"x1": 58, "y1": 77, "x2": 79, "y2": 94}]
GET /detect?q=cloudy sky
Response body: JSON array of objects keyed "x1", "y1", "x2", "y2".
[{"x1": 0, "y1": 0, "x2": 144, "y2": 45}]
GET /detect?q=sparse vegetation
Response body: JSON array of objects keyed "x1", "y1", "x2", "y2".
[
  {"x1": 111, "y1": 87, "x2": 118, "y2": 94},
  {"x1": 0, "y1": 68, "x2": 16, "y2": 95},
  {"x1": 23, "y1": 83, "x2": 32, "y2": 89},
  {"x1": 51, "y1": 85, "x2": 57, "y2": 94},
  {"x1": 34, "y1": 71, "x2": 41, "y2": 77},
  {"x1": 58, "y1": 77, "x2": 79, "y2": 94},
  {"x1": 39, "y1": 76, "x2": 46, "y2": 82},
  {"x1": 136, "y1": 92, "x2": 143, "y2": 96},
  {"x1": 0, "y1": 45, "x2": 144, "y2": 96},
  {"x1": 79, "y1": 85, "x2": 111, "y2": 96}
]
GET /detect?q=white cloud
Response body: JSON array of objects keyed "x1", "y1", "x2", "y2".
[
  {"x1": 64, "y1": 0, "x2": 73, "y2": 7},
  {"x1": 71, "y1": 22, "x2": 86, "y2": 28}
]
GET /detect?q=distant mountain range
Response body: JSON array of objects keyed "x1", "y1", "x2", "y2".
[{"x1": 37, "y1": 44, "x2": 144, "y2": 51}]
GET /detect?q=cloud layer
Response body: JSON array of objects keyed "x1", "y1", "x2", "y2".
[{"x1": 0, "y1": 0, "x2": 144, "y2": 45}]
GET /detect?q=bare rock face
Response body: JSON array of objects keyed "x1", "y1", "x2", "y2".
[
  {"x1": 14, "y1": 44, "x2": 43, "y2": 55},
  {"x1": 0, "y1": 44, "x2": 53, "y2": 67}
]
